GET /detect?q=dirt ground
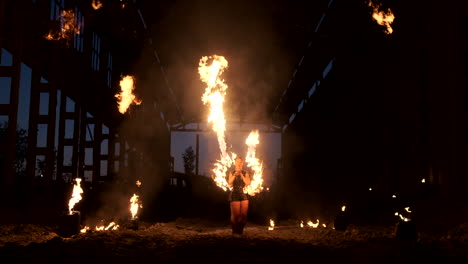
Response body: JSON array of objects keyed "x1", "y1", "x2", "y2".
[{"x1": 0, "y1": 216, "x2": 466, "y2": 264}]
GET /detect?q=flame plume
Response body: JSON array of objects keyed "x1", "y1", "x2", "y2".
[
  {"x1": 130, "y1": 194, "x2": 141, "y2": 220},
  {"x1": 92, "y1": 0, "x2": 103, "y2": 10},
  {"x1": 68, "y1": 178, "x2": 83, "y2": 215},
  {"x1": 130, "y1": 180, "x2": 143, "y2": 220},
  {"x1": 45, "y1": 10, "x2": 81, "y2": 41},
  {"x1": 368, "y1": 0, "x2": 395, "y2": 34},
  {"x1": 244, "y1": 130, "x2": 264, "y2": 196},
  {"x1": 268, "y1": 219, "x2": 275, "y2": 230},
  {"x1": 199, "y1": 55, "x2": 235, "y2": 190},
  {"x1": 307, "y1": 219, "x2": 319, "y2": 228},
  {"x1": 115, "y1": 75, "x2": 142, "y2": 114}
]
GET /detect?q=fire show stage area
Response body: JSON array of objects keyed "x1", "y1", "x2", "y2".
[
  {"x1": 0, "y1": 0, "x2": 466, "y2": 262},
  {"x1": 0, "y1": 218, "x2": 466, "y2": 263}
]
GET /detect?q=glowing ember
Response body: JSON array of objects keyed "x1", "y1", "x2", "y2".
[
  {"x1": 341, "y1": 205, "x2": 346, "y2": 212},
  {"x1": 268, "y1": 219, "x2": 275, "y2": 230},
  {"x1": 405, "y1": 207, "x2": 411, "y2": 213},
  {"x1": 68, "y1": 178, "x2": 83, "y2": 215},
  {"x1": 243, "y1": 130, "x2": 264, "y2": 196},
  {"x1": 130, "y1": 194, "x2": 142, "y2": 220},
  {"x1": 115, "y1": 75, "x2": 142, "y2": 114},
  {"x1": 45, "y1": 10, "x2": 81, "y2": 42},
  {"x1": 422, "y1": 178, "x2": 426, "y2": 183},
  {"x1": 92, "y1": 0, "x2": 103, "y2": 9},
  {"x1": 368, "y1": 0, "x2": 395, "y2": 34},
  {"x1": 136, "y1": 180, "x2": 141, "y2": 187},
  {"x1": 399, "y1": 214, "x2": 410, "y2": 222},
  {"x1": 80, "y1": 226, "x2": 90, "y2": 233},
  {"x1": 300, "y1": 220, "x2": 304, "y2": 228},
  {"x1": 307, "y1": 219, "x2": 319, "y2": 228},
  {"x1": 369, "y1": 187, "x2": 372, "y2": 191},
  {"x1": 395, "y1": 212, "x2": 399, "y2": 216},
  {"x1": 322, "y1": 224, "x2": 327, "y2": 228},
  {"x1": 198, "y1": 55, "x2": 235, "y2": 190},
  {"x1": 392, "y1": 194, "x2": 396, "y2": 198}
]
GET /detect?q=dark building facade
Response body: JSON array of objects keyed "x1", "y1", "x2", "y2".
[
  {"x1": 273, "y1": 0, "x2": 466, "y2": 221},
  {"x1": 0, "y1": 0, "x2": 174, "y2": 218}
]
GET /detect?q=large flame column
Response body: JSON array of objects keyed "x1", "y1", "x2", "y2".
[{"x1": 199, "y1": 55, "x2": 236, "y2": 190}]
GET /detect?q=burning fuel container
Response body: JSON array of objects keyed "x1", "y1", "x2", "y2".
[
  {"x1": 128, "y1": 219, "x2": 140, "y2": 230},
  {"x1": 58, "y1": 211, "x2": 81, "y2": 237},
  {"x1": 395, "y1": 219, "x2": 417, "y2": 240},
  {"x1": 334, "y1": 214, "x2": 349, "y2": 231}
]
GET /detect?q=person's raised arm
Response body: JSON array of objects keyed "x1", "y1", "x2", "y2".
[{"x1": 228, "y1": 172, "x2": 235, "y2": 188}]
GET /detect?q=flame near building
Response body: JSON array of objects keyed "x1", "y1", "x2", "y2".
[
  {"x1": 115, "y1": 75, "x2": 142, "y2": 114},
  {"x1": 45, "y1": 9, "x2": 81, "y2": 42},
  {"x1": 368, "y1": 0, "x2": 395, "y2": 34},
  {"x1": 198, "y1": 55, "x2": 265, "y2": 196}
]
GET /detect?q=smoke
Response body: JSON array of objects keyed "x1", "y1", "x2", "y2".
[
  {"x1": 85, "y1": 0, "x2": 299, "y2": 222},
  {"x1": 144, "y1": 0, "x2": 292, "y2": 123}
]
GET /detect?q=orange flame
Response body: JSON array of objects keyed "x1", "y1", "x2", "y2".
[
  {"x1": 244, "y1": 130, "x2": 264, "y2": 196},
  {"x1": 45, "y1": 10, "x2": 81, "y2": 42},
  {"x1": 368, "y1": 0, "x2": 395, "y2": 34},
  {"x1": 307, "y1": 219, "x2": 319, "y2": 228},
  {"x1": 199, "y1": 55, "x2": 236, "y2": 190},
  {"x1": 268, "y1": 219, "x2": 275, "y2": 230},
  {"x1": 68, "y1": 178, "x2": 83, "y2": 215},
  {"x1": 115, "y1": 75, "x2": 142, "y2": 114},
  {"x1": 130, "y1": 193, "x2": 142, "y2": 220},
  {"x1": 92, "y1": 0, "x2": 103, "y2": 10}
]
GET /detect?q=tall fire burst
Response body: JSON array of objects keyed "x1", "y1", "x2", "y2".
[
  {"x1": 368, "y1": 0, "x2": 395, "y2": 34},
  {"x1": 68, "y1": 178, "x2": 83, "y2": 215},
  {"x1": 115, "y1": 75, "x2": 142, "y2": 114},
  {"x1": 198, "y1": 55, "x2": 264, "y2": 196}
]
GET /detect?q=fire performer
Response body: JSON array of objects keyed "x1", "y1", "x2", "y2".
[{"x1": 228, "y1": 156, "x2": 251, "y2": 235}]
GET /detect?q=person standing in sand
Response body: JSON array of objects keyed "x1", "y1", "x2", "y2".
[{"x1": 228, "y1": 156, "x2": 251, "y2": 235}]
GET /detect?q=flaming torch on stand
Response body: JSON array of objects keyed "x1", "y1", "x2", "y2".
[
  {"x1": 58, "y1": 178, "x2": 84, "y2": 237},
  {"x1": 128, "y1": 180, "x2": 143, "y2": 229}
]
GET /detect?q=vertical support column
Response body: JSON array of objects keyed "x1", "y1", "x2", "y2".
[
  {"x1": 195, "y1": 133, "x2": 199, "y2": 176},
  {"x1": 76, "y1": 106, "x2": 84, "y2": 179},
  {"x1": 92, "y1": 119, "x2": 101, "y2": 185},
  {"x1": 56, "y1": 92, "x2": 65, "y2": 181},
  {"x1": 25, "y1": 68, "x2": 41, "y2": 184},
  {"x1": 108, "y1": 126, "x2": 115, "y2": 181},
  {"x1": 2, "y1": 10, "x2": 22, "y2": 200},
  {"x1": 44, "y1": 84, "x2": 57, "y2": 183}
]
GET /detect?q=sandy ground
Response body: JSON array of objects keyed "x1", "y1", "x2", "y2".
[{"x1": 0, "y1": 217, "x2": 466, "y2": 264}]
